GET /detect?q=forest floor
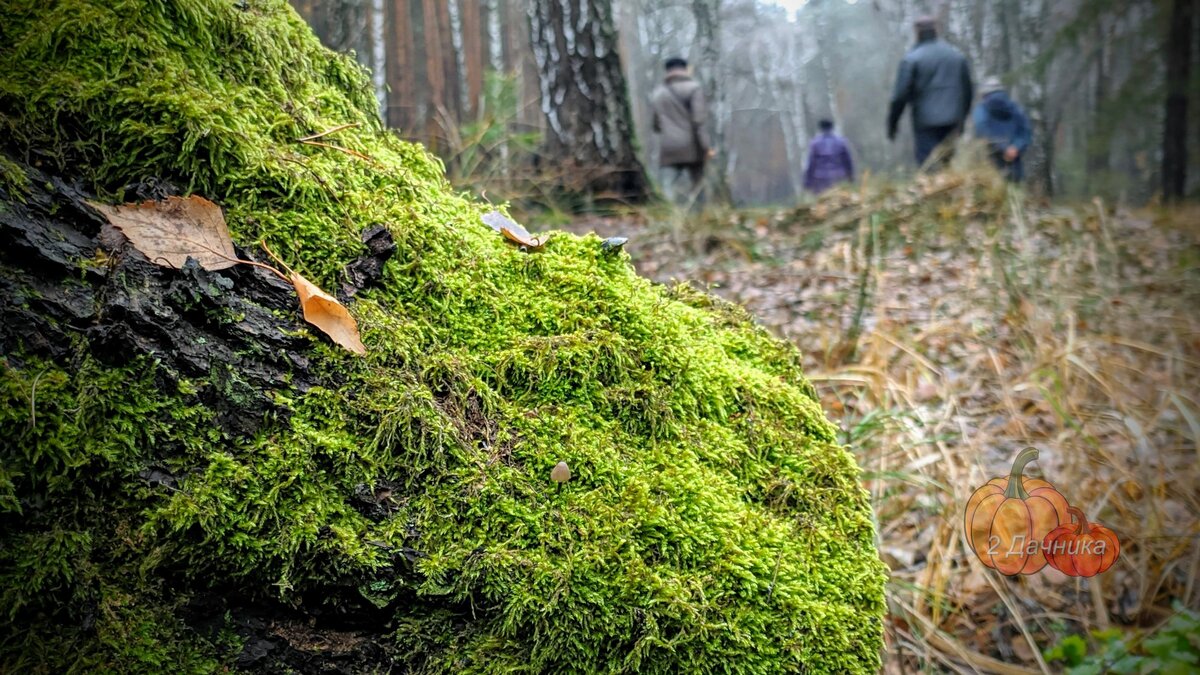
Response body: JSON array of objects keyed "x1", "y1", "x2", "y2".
[{"x1": 551, "y1": 171, "x2": 1200, "y2": 673}]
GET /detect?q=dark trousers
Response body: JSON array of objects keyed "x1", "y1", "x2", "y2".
[
  {"x1": 988, "y1": 150, "x2": 1025, "y2": 182},
  {"x1": 662, "y1": 161, "x2": 706, "y2": 207},
  {"x1": 914, "y1": 125, "x2": 958, "y2": 167}
]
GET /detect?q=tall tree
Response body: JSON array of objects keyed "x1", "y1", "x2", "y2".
[
  {"x1": 386, "y1": 0, "x2": 417, "y2": 133},
  {"x1": 527, "y1": 0, "x2": 652, "y2": 202},
  {"x1": 508, "y1": 0, "x2": 544, "y2": 130},
  {"x1": 461, "y1": 0, "x2": 485, "y2": 118},
  {"x1": 1163, "y1": 0, "x2": 1193, "y2": 201},
  {"x1": 437, "y1": 0, "x2": 463, "y2": 120},
  {"x1": 692, "y1": 0, "x2": 730, "y2": 202},
  {"x1": 421, "y1": 0, "x2": 446, "y2": 144},
  {"x1": 1087, "y1": 17, "x2": 1112, "y2": 190}
]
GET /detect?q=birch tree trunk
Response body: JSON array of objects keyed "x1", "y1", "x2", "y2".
[
  {"x1": 527, "y1": 0, "x2": 652, "y2": 203},
  {"x1": 692, "y1": 0, "x2": 730, "y2": 202}
]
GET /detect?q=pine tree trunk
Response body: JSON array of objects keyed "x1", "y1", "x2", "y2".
[
  {"x1": 421, "y1": 0, "x2": 445, "y2": 146},
  {"x1": 526, "y1": 0, "x2": 651, "y2": 203},
  {"x1": 438, "y1": 0, "x2": 463, "y2": 121},
  {"x1": 1163, "y1": 0, "x2": 1193, "y2": 201},
  {"x1": 364, "y1": 0, "x2": 378, "y2": 99},
  {"x1": 386, "y1": 0, "x2": 417, "y2": 133},
  {"x1": 461, "y1": 0, "x2": 484, "y2": 119}
]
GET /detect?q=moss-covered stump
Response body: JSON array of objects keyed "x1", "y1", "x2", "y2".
[{"x1": 0, "y1": 0, "x2": 886, "y2": 672}]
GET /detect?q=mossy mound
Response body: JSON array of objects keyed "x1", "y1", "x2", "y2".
[{"x1": 0, "y1": 0, "x2": 886, "y2": 672}]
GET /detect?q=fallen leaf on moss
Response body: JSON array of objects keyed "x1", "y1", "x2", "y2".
[
  {"x1": 481, "y1": 210, "x2": 510, "y2": 232},
  {"x1": 290, "y1": 271, "x2": 367, "y2": 355},
  {"x1": 251, "y1": 241, "x2": 367, "y2": 356},
  {"x1": 482, "y1": 210, "x2": 550, "y2": 249},
  {"x1": 91, "y1": 196, "x2": 367, "y2": 355},
  {"x1": 502, "y1": 226, "x2": 550, "y2": 249},
  {"x1": 89, "y1": 195, "x2": 238, "y2": 270}
]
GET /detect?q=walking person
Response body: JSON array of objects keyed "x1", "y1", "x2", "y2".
[
  {"x1": 887, "y1": 16, "x2": 975, "y2": 169},
  {"x1": 651, "y1": 57, "x2": 714, "y2": 207},
  {"x1": 804, "y1": 119, "x2": 855, "y2": 194},
  {"x1": 973, "y1": 77, "x2": 1032, "y2": 182}
]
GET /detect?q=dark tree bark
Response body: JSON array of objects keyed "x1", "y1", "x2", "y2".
[
  {"x1": 436, "y1": 0, "x2": 462, "y2": 121},
  {"x1": 1, "y1": 169, "x2": 317, "y2": 437},
  {"x1": 1163, "y1": 0, "x2": 1193, "y2": 201},
  {"x1": 420, "y1": 0, "x2": 446, "y2": 145},
  {"x1": 386, "y1": 0, "x2": 417, "y2": 133},
  {"x1": 1086, "y1": 19, "x2": 1112, "y2": 190},
  {"x1": 526, "y1": 0, "x2": 651, "y2": 203},
  {"x1": 295, "y1": 0, "x2": 370, "y2": 59},
  {"x1": 461, "y1": 0, "x2": 484, "y2": 119}
]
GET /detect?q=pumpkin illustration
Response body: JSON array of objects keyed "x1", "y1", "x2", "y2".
[
  {"x1": 964, "y1": 447, "x2": 1070, "y2": 575},
  {"x1": 1043, "y1": 507, "x2": 1120, "y2": 577}
]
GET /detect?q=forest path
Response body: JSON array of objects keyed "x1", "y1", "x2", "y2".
[{"x1": 558, "y1": 178, "x2": 1200, "y2": 673}]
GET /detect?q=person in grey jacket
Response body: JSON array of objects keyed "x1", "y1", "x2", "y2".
[
  {"x1": 651, "y1": 57, "x2": 714, "y2": 206},
  {"x1": 887, "y1": 17, "x2": 974, "y2": 168}
]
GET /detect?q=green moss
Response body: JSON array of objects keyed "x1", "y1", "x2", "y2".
[
  {"x1": 0, "y1": 0, "x2": 886, "y2": 672},
  {"x1": 2, "y1": 577, "x2": 228, "y2": 675},
  {"x1": 0, "y1": 357, "x2": 227, "y2": 673},
  {"x1": 0, "y1": 152, "x2": 28, "y2": 197}
]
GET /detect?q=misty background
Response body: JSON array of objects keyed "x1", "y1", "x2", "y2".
[{"x1": 291, "y1": 0, "x2": 1198, "y2": 205}]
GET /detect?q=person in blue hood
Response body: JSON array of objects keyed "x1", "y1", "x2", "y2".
[{"x1": 973, "y1": 77, "x2": 1032, "y2": 182}]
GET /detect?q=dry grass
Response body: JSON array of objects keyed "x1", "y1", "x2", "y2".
[{"x1": 558, "y1": 170, "x2": 1200, "y2": 673}]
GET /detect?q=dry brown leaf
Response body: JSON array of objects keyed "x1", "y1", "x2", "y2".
[
  {"x1": 289, "y1": 271, "x2": 367, "y2": 355},
  {"x1": 89, "y1": 198, "x2": 367, "y2": 356},
  {"x1": 501, "y1": 226, "x2": 550, "y2": 249},
  {"x1": 482, "y1": 210, "x2": 549, "y2": 249},
  {"x1": 89, "y1": 195, "x2": 237, "y2": 270}
]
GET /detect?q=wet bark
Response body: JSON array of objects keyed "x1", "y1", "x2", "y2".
[
  {"x1": 0, "y1": 156, "x2": 457, "y2": 672},
  {"x1": 0, "y1": 161, "x2": 392, "y2": 438},
  {"x1": 0, "y1": 154, "x2": 413, "y2": 671}
]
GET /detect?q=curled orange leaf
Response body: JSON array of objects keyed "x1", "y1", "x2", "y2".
[{"x1": 289, "y1": 271, "x2": 367, "y2": 355}]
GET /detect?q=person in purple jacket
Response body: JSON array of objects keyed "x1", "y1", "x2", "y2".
[{"x1": 804, "y1": 119, "x2": 855, "y2": 194}]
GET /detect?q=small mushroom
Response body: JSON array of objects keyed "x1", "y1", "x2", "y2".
[{"x1": 550, "y1": 461, "x2": 571, "y2": 489}]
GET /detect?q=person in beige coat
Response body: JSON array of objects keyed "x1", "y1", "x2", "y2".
[{"x1": 651, "y1": 57, "x2": 714, "y2": 206}]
